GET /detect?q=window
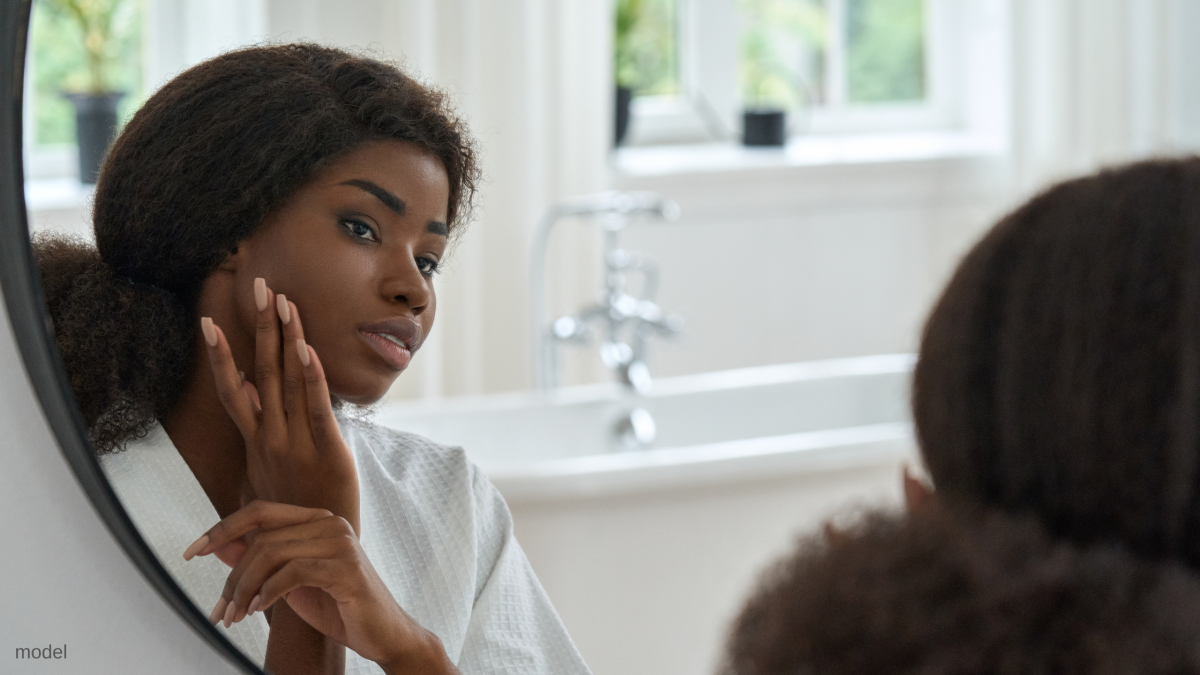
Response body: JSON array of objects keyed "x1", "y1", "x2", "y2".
[
  {"x1": 616, "y1": 0, "x2": 682, "y2": 98},
  {"x1": 620, "y1": 0, "x2": 959, "y2": 146},
  {"x1": 25, "y1": 0, "x2": 144, "y2": 180}
]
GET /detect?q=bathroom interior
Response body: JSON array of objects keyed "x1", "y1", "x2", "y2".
[{"x1": 9, "y1": 0, "x2": 1200, "y2": 674}]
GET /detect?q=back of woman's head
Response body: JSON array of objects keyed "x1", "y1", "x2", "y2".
[
  {"x1": 35, "y1": 43, "x2": 478, "y2": 453},
  {"x1": 914, "y1": 157, "x2": 1200, "y2": 564},
  {"x1": 720, "y1": 506, "x2": 1200, "y2": 675}
]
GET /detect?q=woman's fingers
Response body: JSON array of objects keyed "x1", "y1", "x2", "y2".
[
  {"x1": 280, "y1": 298, "x2": 312, "y2": 439},
  {"x1": 254, "y1": 278, "x2": 287, "y2": 442},
  {"x1": 285, "y1": 299, "x2": 341, "y2": 452},
  {"x1": 303, "y1": 346, "x2": 343, "y2": 449},
  {"x1": 242, "y1": 377, "x2": 262, "y2": 413},
  {"x1": 221, "y1": 531, "x2": 356, "y2": 625},
  {"x1": 184, "y1": 500, "x2": 334, "y2": 561},
  {"x1": 252, "y1": 557, "x2": 355, "y2": 622},
  {"x1": 201, "y1": 319, "x2": 259, "y2": 438}
]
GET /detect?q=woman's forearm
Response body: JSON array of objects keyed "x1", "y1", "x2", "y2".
[{"x1": 264, "y1": 603, "x2": 346, "y2": 675}]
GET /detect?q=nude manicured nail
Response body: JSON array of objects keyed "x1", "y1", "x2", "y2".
[
  {"x1": 247, "y1": 594, "x2": 261, "y2": 616},
  {"x1": 238, "y1": 370, "x2": 245, "y2": 382},
  {"x1": 183, "y1": 534, "x2": 209, "y2": 560},
  {"x1": 296, "y1": 339, "x2": 311, "y2": 367},
  {"x1": 223, "y1": 600, "x2": 236, "y2": 628},
  {"x1": 276, "y1": 293, "x2": 291, "y2": 324},
  {"x1": 200, "y1": 317, "x2": 217, "y2": 347},
  {"x1": 209, "y1": 597, "x2": 227, "y2": 626},
  {"x1": 254, "y1": 278, "x2": 267, "y2": 311}
]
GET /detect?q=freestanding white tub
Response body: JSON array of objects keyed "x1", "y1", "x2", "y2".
[{"x1": 376, "y1": 354, "x2": 918, "y2": 675}]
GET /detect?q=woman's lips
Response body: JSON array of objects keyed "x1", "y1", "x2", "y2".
[
  {"x1": 358, "y1": 317, "x2": 423, "y2": 371},
  {"x1": 361, "y1": 331, "x2": 412, "y2": 370}
]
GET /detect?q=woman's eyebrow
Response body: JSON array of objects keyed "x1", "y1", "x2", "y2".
[
  {"x1": 339, "y1": 179, "x2": 406, "y2": 215},
  {"x1": 427, "y1": 221, "x2": 448, "y2": 237}
]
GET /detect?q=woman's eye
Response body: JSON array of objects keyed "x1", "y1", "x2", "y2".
[
  {"x1": 341, "y1": 219, "x2": 378, "y2": 242},
  {"x1": 417, "y1": 257, "x2": 440, "y2": 276}
]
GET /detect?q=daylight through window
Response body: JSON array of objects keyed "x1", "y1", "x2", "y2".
[{"x1": 29, "y1": 0, "x2": 143, "y2": 149}]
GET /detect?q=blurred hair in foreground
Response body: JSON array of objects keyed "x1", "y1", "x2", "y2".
[
  {"x1": 720, "y1": 506, "x2": 1200, "y2": 675},
  {"x1": 723, "y1": 157, "x2": 1200, "y2": 674},
  {"x1": 915, "y1": 157, "x2": 1200, "y2": 563}
]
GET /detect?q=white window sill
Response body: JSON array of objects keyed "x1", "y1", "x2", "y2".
[{"x1": 611, "y1": 130, "x2": 1008, "y2": 178}]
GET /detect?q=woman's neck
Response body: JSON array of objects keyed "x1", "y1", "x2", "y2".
[{"x1": 162, "y1": 340, "x2": 252, "y2": 520}]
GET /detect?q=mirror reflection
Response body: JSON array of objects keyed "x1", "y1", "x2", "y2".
[{"x1": 23, "y1": 1, "x2": 1200, "y2": 674}]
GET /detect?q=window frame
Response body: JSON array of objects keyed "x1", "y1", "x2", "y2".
[{"x1": 621, "y1": 0, "x2": 963, "y2": 147}]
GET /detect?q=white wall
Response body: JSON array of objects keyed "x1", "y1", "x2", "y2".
[{"x1": 608, "y1": 151, "x2": 1006, "y2": 379}]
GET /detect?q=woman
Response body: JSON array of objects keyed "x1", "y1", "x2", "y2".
[{"x1": 36, "y1": 44, "x2": 589, "y2": 675}]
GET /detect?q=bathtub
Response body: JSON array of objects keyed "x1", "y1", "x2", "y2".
[{"x1": 376, "y1": 354, "x2": 918, "y2": 675}]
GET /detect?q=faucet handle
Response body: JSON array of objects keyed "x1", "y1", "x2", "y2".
[
  {"x1": 551, "y1": 315, "x2": 592, "y2": 343},
  {"x1": 600, "y1": 341, "x2": 634, "y2": 369}
]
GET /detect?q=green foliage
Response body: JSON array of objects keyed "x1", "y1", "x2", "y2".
[
  {"x1": 614, "y1": 0, "x2": 679, "y2": 95},
  {"x1": 30, "y1": 0, "x2": 141, "y2": 146},
  {"x1": 740, "y1": 0, "x2": 825, "y2": 110},
  {"x1": 846, "y1": 0, "x2": 925, "y2": 103}
]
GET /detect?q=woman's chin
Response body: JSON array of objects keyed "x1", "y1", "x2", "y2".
[{"x1": 327, "y1": 372, "x2": 400, "y2": 407}]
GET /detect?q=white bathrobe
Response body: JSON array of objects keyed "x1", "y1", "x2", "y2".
[{"x1": 99, "y1": 417, "x2": 591, "y2": 675}]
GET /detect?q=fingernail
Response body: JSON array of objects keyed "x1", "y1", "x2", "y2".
[
  {"x1": 296, "y1": 339, "x2": 311, "y2": 367},
  {"x1": 254, "y1": 278, "x2": 267, "y2": 311},
  {"x1": 209, "y1": 597, "x2": 227, "y2": 626},
  {"x1": 200, "y1": 318, "x2": 217, "y2": 347},
  {"x1": 247, "y1": 594, "x2": 261, "y2": 616},
  {"x1": 238, "y1": 370, "x2": 245, "y2": 382},
  {"x1": 183, "y1": 534, "x2": 209, "y2": 560},
  {"x1": 223, "y1": 600, "x2": 236, "y2": 628},
  {"x1": 276, "y1": 293, "x2": 291, "y2": 324}
]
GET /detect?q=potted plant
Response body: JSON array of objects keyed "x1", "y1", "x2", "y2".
[
  {"x1": 614, "y1": 0, "x2": 644, "y2": 147},
  {"x1": 740, "y1": 0, "x2": 823, "y2": 146},
  {"x1": 41, "y1": 0, "x2": 133, "y2": 183}
]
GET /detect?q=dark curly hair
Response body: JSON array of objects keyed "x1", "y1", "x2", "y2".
[
  {"x1": 913, "y1": 157, "x2": 1200, "y2": 566},
  {"x1": 33, "y1": 43, "x2": 480, "y2": 453},
  {"x1": 720, "y1": 506, "x2": 1200, "y2": 675}
]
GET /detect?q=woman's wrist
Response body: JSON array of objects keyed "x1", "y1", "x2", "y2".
[
  {"x1": 377, "y1": 628, "x2": 459, "y2": 675},
  {"x1": 264, "y1": 601, "x2": 346, "y2": 675}
]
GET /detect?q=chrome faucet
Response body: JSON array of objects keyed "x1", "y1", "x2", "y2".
[{"x1": 531, "y1": 191, "x2": 683, "y2": 393}]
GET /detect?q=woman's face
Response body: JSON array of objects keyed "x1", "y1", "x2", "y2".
[{"x1": 228, "y1": 140, "x2": 451, "y2": 404}]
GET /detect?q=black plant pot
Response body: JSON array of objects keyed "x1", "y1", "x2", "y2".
[
  {"x1": 615, "y1": 86, "x2": 632, "y2": 147},
  {"x1": 63, "y1": 92, "x2": 123, "y2": 184},
  {"x1": 742, "y1": 109, "x2": 787, "y2": 147}
]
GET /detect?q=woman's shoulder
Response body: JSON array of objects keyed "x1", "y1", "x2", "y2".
[
  {"x1": 338, "y1": 415, "x2": 481, "y2": 494},
  {"x1": 340, "y1": 414, "x2": 465, "y2": 458},
  {"x1": 339, "y1": 415, "x2": 513, "y2": 565}
]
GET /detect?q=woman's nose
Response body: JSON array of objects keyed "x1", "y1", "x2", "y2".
[{"x1": 381, "y1": 254, "x2": 431, "y2": 314}]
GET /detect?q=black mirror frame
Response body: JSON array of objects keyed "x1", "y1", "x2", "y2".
[{"x1": 0, "y1": 4, "x2": 261, "y2": 673}]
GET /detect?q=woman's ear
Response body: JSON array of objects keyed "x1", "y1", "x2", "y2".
[
  {"x1": 903, "y1": 464, "x2": 934, "y2": 512},
  {"x1": 217, "y1": 245, "x2": 241, "y2": 273}
]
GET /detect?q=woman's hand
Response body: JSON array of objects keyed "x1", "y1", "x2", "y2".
[
  {"x1": 200, "y1": 277, "x2": 360, "y2": 533},
  {"x1": 184, "y1": 501, "x2": 459, "y2": 675}
]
